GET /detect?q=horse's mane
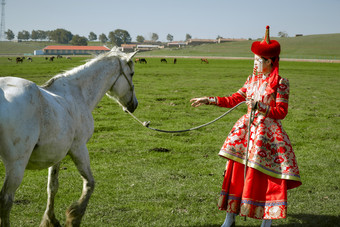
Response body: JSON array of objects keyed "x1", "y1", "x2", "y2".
[
  {"x1": 41, "y1": 77, "x2": 58, "y2": 88},
  {"x1": 41, "y1": 49, "x2": 124, "y2": 88}
]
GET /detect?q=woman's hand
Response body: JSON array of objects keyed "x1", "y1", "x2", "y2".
[
  {"x1": 190, "y1": 97, "x2": 210, "y2": 107},
  {"x1": 246, "y1": 99, "x2": 258, "y2": 110}
]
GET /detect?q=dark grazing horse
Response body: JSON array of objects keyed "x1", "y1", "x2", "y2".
[
  {"x1": 139, "y1": 58, "x2": 147, "y2": 64},
  {"x1": 16, "y1": 57, "x2": 23, "y2": 63}
]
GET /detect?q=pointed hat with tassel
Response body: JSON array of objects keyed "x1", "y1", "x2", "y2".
[{"x1": 251, "y1": 25, "x2": 281, "y2": 57}]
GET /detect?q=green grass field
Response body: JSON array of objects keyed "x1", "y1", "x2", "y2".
[
  {"x1": 1, "y1": 33, "x2": 340, "y2": 60},
  {"x1": 0, "y1": 56, "x2": 339, "y2": 226},
  {"x1": 141, "y1": 34, "x2": 340, "y2": 60}
]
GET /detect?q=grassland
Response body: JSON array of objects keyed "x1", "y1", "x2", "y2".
[
  {"x1": 0, "y1": 56, "x2": 339, "y2": 226},
  {"x1": 139, "y1": 33, "x2": 340, "y2": 60},
  {"x1": 1, "y1": 33, "x2": 340, "y2": 60}
]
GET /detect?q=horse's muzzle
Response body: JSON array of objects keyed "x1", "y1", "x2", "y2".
[{"x1": 127, "y1": 97, "x2": 138, "y2": 113}]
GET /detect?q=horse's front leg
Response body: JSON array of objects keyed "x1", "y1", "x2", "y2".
[
  {"x1": 0, "y1": 161, "x2": 27, "y2": 227},
  {"x1": 40, "y1": 163, "x2": 61, "y2": 227},
  {"x1": 65, "y1": 144, "x2": 95, "y2": 227}
]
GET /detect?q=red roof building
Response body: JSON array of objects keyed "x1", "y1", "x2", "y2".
[
  {"x1": 121, "y1": 44, "x2": 137, "y2": 52},
  {"x1": 43, "y1": 45, "x2": 110, "y2": 55}
]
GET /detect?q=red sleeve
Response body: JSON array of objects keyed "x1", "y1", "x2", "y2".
[
  {"x1": 257, "y1": 78, "x2": 290, "y2": 120},
  {"x1": 216, "y1": 76, "x2": 249, "y2": 108},
  {"x1": 216, "y1": 92, "x2": 246, "y2": 108}
]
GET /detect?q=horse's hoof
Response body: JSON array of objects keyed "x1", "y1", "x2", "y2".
[{"x1": 39, "y1": 219, "x2": 62, "y2": 227}]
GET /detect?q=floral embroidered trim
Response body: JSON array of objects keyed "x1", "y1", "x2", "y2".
[
  {"x1": 257, "y1": 102, "x2": 270, "y2": 116},
  {"x1": 218, "y1": 151, "x2": 301, "y2": 182},
  {"x1": 239, "y1": 200, "x2": 287, "y2": 219},
  {"x1": 208, "y1": 97, "x2": 217, "y2": 105},
  {"x1": 220, "y1": 195, "x2": 287, "y2": 219},
  {"x1": 276, "y1": 78, "x2": 290, "y2": 104},
  {"x1": 276, "y1": 98, "x2": 288, "y2": 103},
  {"x1": 237, "y1": 89, "x2": 246, "y2": 98},
  {"x1": 241, "y1": 199, "x2": 287, "y2": 207}
]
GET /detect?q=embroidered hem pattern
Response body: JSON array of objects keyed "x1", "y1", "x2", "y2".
[{"x1": 218, "y1": 193, "x2": 287, "y2": 219}]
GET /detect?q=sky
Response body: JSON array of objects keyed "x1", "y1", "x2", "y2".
[{"x1": 3, "y1": 0, "x2": 340, "y2": 42}]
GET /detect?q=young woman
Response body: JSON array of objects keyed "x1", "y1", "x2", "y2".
[{"x1": 190, "y1": 26, "x2": 302, "y2": 227}]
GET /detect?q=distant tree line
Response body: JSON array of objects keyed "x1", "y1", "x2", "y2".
[
  {"x1": 4, "y1": 28, "x2": 290, "y2": 45},
  {"x1": 4, "y1": 28, "x2": 194, "y2": 46}
]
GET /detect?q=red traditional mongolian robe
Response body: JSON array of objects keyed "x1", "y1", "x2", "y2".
[{"x1": 216, "y1": 72, "x2": 302, "y2": 220}]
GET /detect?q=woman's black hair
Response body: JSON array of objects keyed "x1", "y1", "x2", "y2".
[{"x1": 262, "y1": 56, "x2": 280, "y2": 66}]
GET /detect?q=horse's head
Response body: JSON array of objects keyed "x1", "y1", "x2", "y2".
[{"x1": 106, "y1": 48, "x2": 138, "y2": 113}]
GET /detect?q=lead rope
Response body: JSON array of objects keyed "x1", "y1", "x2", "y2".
[
  {"x1": 118, "y1": 101, "x2": 246, "y2": 133},
  {"x1": 119, "y1": 98, "x2": 255, "y2": 222},
  {"x1": 243, "y1": 101, "x2": 257, "y2": 221},
  {"x1": 244, "y1": 105, "x2": 256, "y2": 178}
]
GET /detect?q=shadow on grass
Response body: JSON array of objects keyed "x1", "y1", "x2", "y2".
[
  {"x1": 188, "y1": 214, "x2": 340, "y2": 227},
  {"x1": 277, "y1": 214, "x2": 340, "y2": 227}
]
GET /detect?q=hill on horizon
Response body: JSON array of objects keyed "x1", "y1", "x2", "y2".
[
  {"x1": 0, "y1": 33, "x2": 339, "y2": 60},
  {"x1": 144, "y1": 33, "x2": 340, "y2": 60}
]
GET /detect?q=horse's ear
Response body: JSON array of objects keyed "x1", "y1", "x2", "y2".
[
  {"x1": 127, "y1": 51, "x2": 138, "y2": 62},
  {"x1": 111, "y1": 46, "x2": 120, "y2": 52}
]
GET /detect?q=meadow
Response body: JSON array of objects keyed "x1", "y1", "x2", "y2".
[
  {"x1": 0, "y1": 56, "x2": 339, "y2": 226},
  {"x1": 141, "y1": 34, "x2": 340, "y2": 60},
  {"x1": 1, "y1": 33, "x2": 340, "y2": 60}
]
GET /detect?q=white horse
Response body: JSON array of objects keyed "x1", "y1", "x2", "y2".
[{"x1": 0, "y1": 48, "x2": 138, "y2": 226}]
